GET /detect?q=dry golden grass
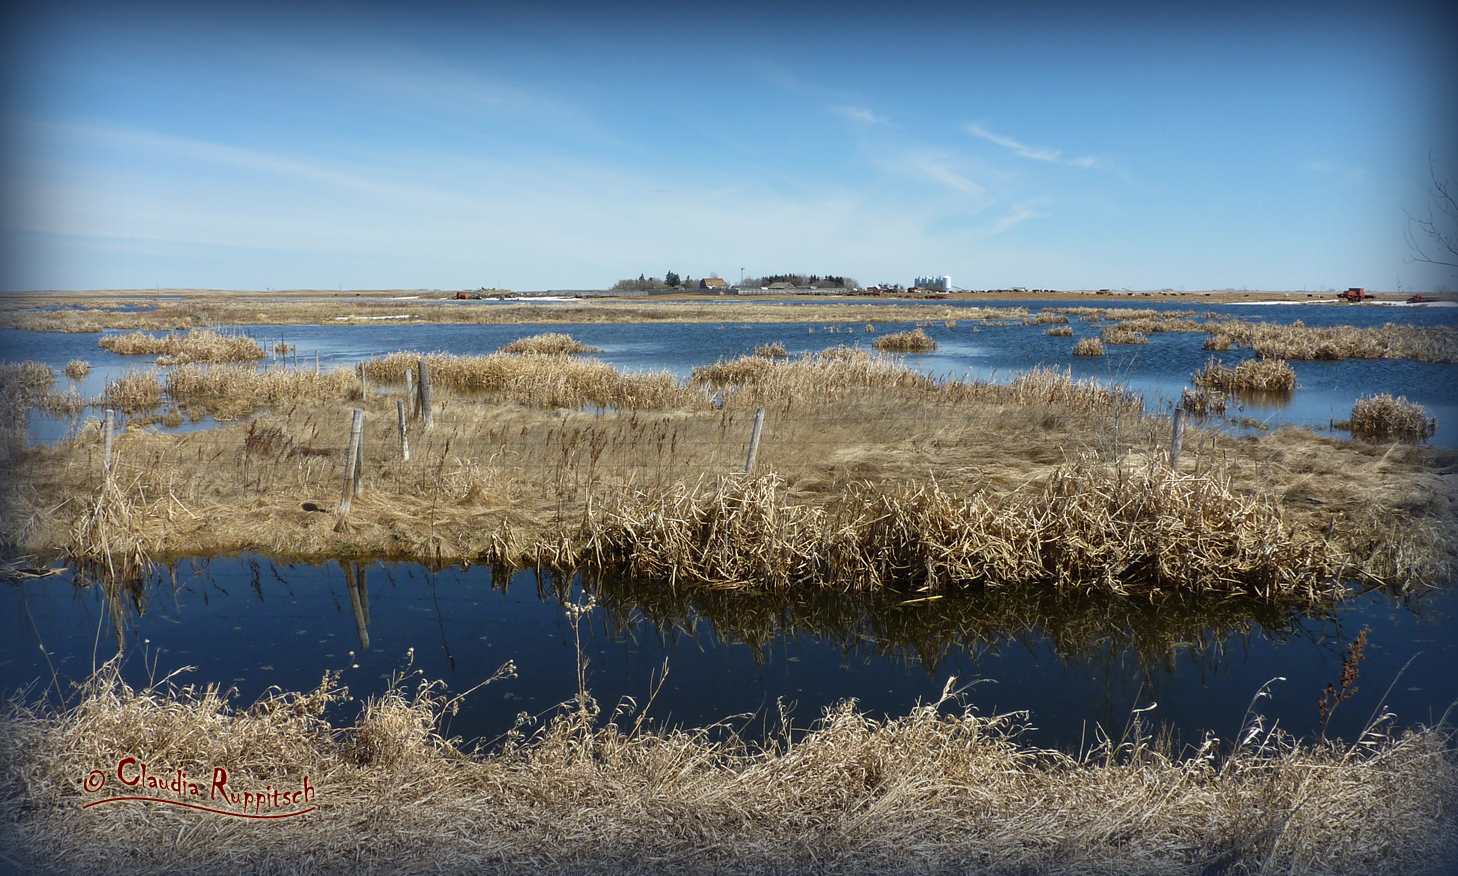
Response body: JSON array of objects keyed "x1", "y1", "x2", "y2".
[
  {"x1": 754, "y1": 341, "x2": 788, "y2": 358},
  {"x1": 62, "y1": 360, "x2": 91, "y2": 380},
  {"x1": 363, "y1": 351, "x2": 693, "y2": 410},
  {"x1": 1073, "y1": 338, "x2": 1104, "y2": 356},
  {"x1": 103, "y1": 372, "x2": 164, "y2": 414},
  {"x1": 1350, "y1": 394, "x2": 1437, "y2": 443},
  {"x1": 2, "y1": 352, "x2": 1451, "y2": 598},
  {"x1": 1203, "y1": 334, "x2": 1234, "y2": 351},
  {"x1": 871, "y1": 328, "x2": 937, "y2": 352},
  {"x1": 98, "y1": 329, "x2": 266, "y2": 364},
  {"x1": 1193, "y1": 357, "x2": 1297, "y2": 393},
  {"x1": 1044, "y1": 325, "x2": 1074, "y2": 337},
  {"x1": 1100, "y1": 326, "x2": 1149, "y2": 345},
  {"x1": 1111, "y1": 316, "x2": 1207, "y2": 334},
  {"x1": 1, "y1": 661, "x2": 1453, "y2": 876},
  {"x1": 1031, "y1": 312, "x2": 1070, "y2": 324},
  {"x1": 498, "y1": 332, "x2": 600, "y2": 354},
  {"x1": 1, "y1": 297, "x2": 1032, "y2": 332},
  {"x1": 1215, "y1": 320, "x2": 1458, "y2": 363},
  {"x1": 1180, "y1": 387, "x2": 1228, "y2": 416}
]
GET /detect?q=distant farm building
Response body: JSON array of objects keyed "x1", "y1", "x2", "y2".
[
  {"x1": 913, "y1": 275, "x2": 951, "y2": 291},
  {"x1": 767, "y1": 282, "x2": 798, "y2": 291},
  {"x1": 699, "y1": 277, "x2": 728, "y2": 291}
]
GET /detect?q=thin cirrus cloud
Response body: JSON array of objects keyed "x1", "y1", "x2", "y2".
[
  {"x1": 832, "y1": 106, "x2": 890, "y2": 126},
  {"x1": 964, "y1": 122, "x2": 1097, "y2": 168}
]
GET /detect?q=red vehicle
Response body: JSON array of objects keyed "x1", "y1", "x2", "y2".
[{"x1": 1339, "y1": 287, "x2": 1371, "y2": 302}]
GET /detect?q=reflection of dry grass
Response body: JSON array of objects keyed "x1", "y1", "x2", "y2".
[
  {"x1": 499, "y1": 332, "x2": 600, "y2": 354},
  {"x1": 1193, "y1": 357, "x2": 1297, "y2": 392},
  {"x1": 98, "y1": 329, "x2": 265, "y2": 364},
  {"x1": 1350, "y1": 394, "x2": 1437, "y2": 443},
  {"x1": 2, "y1": 662, "x2": 1453, "y2": 875}
]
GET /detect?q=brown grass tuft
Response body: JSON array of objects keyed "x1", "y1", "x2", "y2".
[
  {"x1": 1349, "y1": 394, "x2": 1437, "y2": 443},
  {"x1": 1073, "y1": 338, "x2": 1104, "y2": 356},
  {"x1": 498, "y1": 332, "x2": 600, "y2": 354},
  {"x1": 1100, "y1": 326, "x2": 1149, "y2": 345},
  {"x1": 98, "y1": 329, "x2": 266, "y2": 364},
  {"x1": 871, "y1": 328, "x2": 937, "y2": 352},
  {"x1": 754, "y1": 342, "x2": 788, "y2": 358},
  {"x1": 1045, "y1": 325, "x2": 1074, "y2": 337},
  {"x1": 1180, "y1": 387, "x2": 1228, "y2": 416},
  {"x1": 1193, "y1": 357, "x2": 1297, "y2": 393},
  {"x1": 63, "y1": 359, "x2": 91, "y2": 380},
  {"x1": 103, "y1": 372, "x2": 164, "y2": 413},
  {"x1": 1213, "y1": 320, "x2": 1458, "y2": 363}
]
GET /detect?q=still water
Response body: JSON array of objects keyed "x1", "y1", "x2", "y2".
[{"x1": 4, "y1": 556, "x2": 1455, "y2": 753}]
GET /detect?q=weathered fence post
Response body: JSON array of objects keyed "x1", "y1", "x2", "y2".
[
  {"x1": 418, "y1": 359, "x2": 433, "y2": 428},
  {"x1": 338, "y1": 409, "x2": 364, "y2": 513},
  {"x1": 397, "y1": 399, "x2": 410, "y2": 461},
  {"x1": 103, "y1": 409, "x2": 116, "y2": 481},
  {"x1": 404, "y1": 366, "x2": 416, "y2": 417},
  {"x1": 744, "y1": 408, "x2": 765, "y2": 474},
  {"x1": 1170, "y1": 407, "x2": 1185, "y2": 469},
  {"x1": 358, "y1": 363, "x2": 368, "y2": 397}
]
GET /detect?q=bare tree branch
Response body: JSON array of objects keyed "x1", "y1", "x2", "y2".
[{"x1": 1404, "y1": 153, "x2": 1458, "y2": 270}]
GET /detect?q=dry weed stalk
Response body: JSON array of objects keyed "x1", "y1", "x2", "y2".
[{"x1": 1073, "y1": 338, "x2": 1104, "y2": 356}]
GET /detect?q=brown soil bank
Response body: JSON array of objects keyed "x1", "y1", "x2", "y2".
[
  {"x1": 1, "y1": 665, "x2": 1453, "y2": 876},
  {"x1": 2, "y1": 351, "x2": 1452, "y2": 601}
]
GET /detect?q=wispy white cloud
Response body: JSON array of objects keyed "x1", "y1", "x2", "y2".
[
  {"x1": 832, "y1": 105, "x2": 889, "y2": 126},
  {"x1": 1307, "y1": 161, "x2": 1366, "y2": 184},
  {"x1": 908, "y1": 154, "x2": 986, "y2": 198},
  {"x1": 986, "y1": 202, "x2": 1041, "y2": 235},
  {"x1": 964, "y1": 122, "x2": 1097, "y2": 169}
]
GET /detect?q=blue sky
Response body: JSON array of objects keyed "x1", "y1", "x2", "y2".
[{"x1": 3, "y1": 1, "x2": 1455, "y2": 291}]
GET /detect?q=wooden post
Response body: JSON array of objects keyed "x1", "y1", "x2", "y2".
[
  {"x1": 404, "y1": 366, "x2": 416, "y2": 418},
  {"x1": 744, "y1": 408, "x2": 765, "y2": 474},
  {"x1": 358, "y1": 363, "x2": 368, "y2": 397},
  {"x1": 1170, "y1": 407, "x2": 1185, "y2": 469},
  {"x1": 103, "y1": 409, "x2": 116, "y2": 479},
  {"x1": 338, "y1": 408, "x2": 364, "y2": 514},
  {"x1": 397, "y1": 399, "x2": 410, "y2": 461},
  {"x1": 418, "y1": 359, "x2": 433, "y2": 428}
]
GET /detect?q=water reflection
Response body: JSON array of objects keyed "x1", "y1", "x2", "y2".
[{"x1": 8, "y1": 556, "x2": 1449, "y2": 751}]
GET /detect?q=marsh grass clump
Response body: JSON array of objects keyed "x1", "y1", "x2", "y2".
[
  {"x1": 63, "y1": 360, "x2": 91, "y2": 380},
  {"x1": 38, "y1": 389, "x2": 87, "y2": 416},
  {"x1": 165, "y1": 364, "x2": 357, "y2": 419},
  {"x1": 0, "y1": 360, "x2": 56, "y2": 402},
  {"x1": 103, "y1": 371, "x2": 164, "y2": 413},
  {"x1": 1203, "y1": 334, "x2": 1233, "y2": 351},
  {"x1": 1193, "y1": 357, "x2": 1297, "y2": 393},
  {"x1": 872, "y1": 328, "x2": 936, "y2": 353},
  {"x1": 98, "y1": 329, "x2": 266, "y2": 364},
  {"x1": 754, "y1": 342, "x2": 788, "y2": 358},
  {"x1": 1180, "y1": 387, "x2": 1228, "y2": 416},
  {"x1": 362, "y1": 352, "x2": 694, "y2": 410},
  {"x1": 1073, "y1": 338, "x2": 1104, "y2": 356},
  {"x1": 2, "y1": 659, "x2": 1453, "y2": 876},
  {"x1": 1032, "y1": 312, "x2": 1070, "y2": 325},
  {"x1": 498, "y1": 332, "x2": 600, "y2": 355},
  {"x1": 1213, "y1": 320, "x2": 1458, "y2": 363},
  {"x1": 1100, "y1": 326, "x2": 1149, "y2": 345},
  {"x1": 1045, "y1": 325, "x2": 1074, "y2": 337},
  {"x1": 1349, "y1": 394, "x2": 1437, "y2": 443}
]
